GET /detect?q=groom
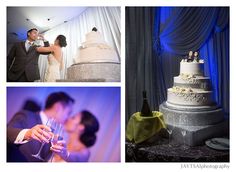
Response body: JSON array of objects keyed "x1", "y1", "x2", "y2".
[
  {"x1": 7, "y1": 28, "x2": 50, "y2": 82},
  {"x1": 7, "y1": 91, "x2": 74, "y2": 162}
]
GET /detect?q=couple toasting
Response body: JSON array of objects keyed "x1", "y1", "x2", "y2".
[
  {"x1": 7, "y1": 92, "x2": 99, "y2": 162},
  {"x1": 7, "y1": 28, "x2": 67, "y2": 82}
]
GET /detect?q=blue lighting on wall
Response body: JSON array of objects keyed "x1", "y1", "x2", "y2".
[
  {"x1": 153, "y1": 7, "x2": 229, "y2": 114},
  {"x1": 16, "y1": 28, "x2": 28, "y2": 41}
]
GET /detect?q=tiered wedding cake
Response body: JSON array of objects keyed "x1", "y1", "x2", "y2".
[
  {"x1": 167, "y1": 59, "x2": 213, "y2": 107},
  {"x1": 66, "y1": 27, "x2": 120, "y2": 82},
  {"x1": 159, "y1": 52, "x2": 228, "y2": 146}
]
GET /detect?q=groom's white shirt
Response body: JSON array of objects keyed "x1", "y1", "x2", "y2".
[
  {"x1": 14, "y1": 111, "x2": 48, "y2": 144},
  {"x1": 25, "y1": 40, "x2": 34, "y2": 52}
]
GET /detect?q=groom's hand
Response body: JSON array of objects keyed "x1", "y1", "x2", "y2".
[{"x1": 24, "y1": 124, "x2": 52, "y2": 143}]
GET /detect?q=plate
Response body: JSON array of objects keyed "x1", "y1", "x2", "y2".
[{"x1": 205, "y1": 138, "x2": 229, "y2": 151}]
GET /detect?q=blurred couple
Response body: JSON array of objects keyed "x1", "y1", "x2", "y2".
[
  {"x1": 7, "y1": 28, "x2": 67, "y2": 82},
  {"x1": 7, "y1": 92, "x2": 99, "y2": 162}
]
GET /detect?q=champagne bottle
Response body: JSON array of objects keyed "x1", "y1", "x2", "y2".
[{"x1": 141, "y1": 91, "x2": 152, "y2": 116}]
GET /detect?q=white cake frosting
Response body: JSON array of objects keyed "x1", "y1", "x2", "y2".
[
  {"x1": 167, "y1": 58, "x2": 214, "y2": 106},
  {"x1": 180, "y1": 60, "x2": 204, "y2": 76},
  {"x1": 74, "y1": 31, "x2": 120, "y2": 63},
  {"x1": 167, "y1": 87, "x2": 214, "y2": 106},
  {"x1": 82, "y1": 31, "x2": 106, "y2": 46},
  {"x1": 174, "y1": 75, "x2": 211, "y2": 91},
  {"x1": 67, "y1": 29, "x2": 120, "y2": 82}
]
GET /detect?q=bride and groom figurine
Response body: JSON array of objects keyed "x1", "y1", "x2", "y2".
[
  {"x1": 186, "y1": 51, "x2": 199, "y2": 62},
  {"x1": 7, "y1": 28, "x2": 67, "y2": 82}
]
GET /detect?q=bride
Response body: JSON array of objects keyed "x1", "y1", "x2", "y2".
[
  {"x1": 50, "y1": 110, "x2": 100, "y2": 162},
  {"x1": 36, "y1": 35, "x2": 67, "y2": 82}
]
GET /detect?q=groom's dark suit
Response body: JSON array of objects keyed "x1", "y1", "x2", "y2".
[
  {"x1": 7, "y1": 41, "x2": 50, "y2": 82},
  {"x1": 7, "y1": 110, "x2": 52, "y2": 162}
]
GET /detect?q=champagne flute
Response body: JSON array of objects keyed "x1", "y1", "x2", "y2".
[
  {"x1": 166, "y1": 115, "x2": 174, "y2": 146},
  {"x1": 49, "y1": 123, "x2": 63, "y2": 162},
  {"x1": 167, "y1": 127, "x2": 173, "y2": 146},
  {"x1": 32, "y1": 118, "x2": 55, "y2": 161},
  {"x1": 181, "y1": 130, "x2": 187, "y2": 149},
  {"x1": 180, "y1": 115, "x2": 188, "y2": 150}
]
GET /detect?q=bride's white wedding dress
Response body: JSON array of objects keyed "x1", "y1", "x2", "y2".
[{"x1": 44, "y1": 54, "x2": 61, "y2": 82}]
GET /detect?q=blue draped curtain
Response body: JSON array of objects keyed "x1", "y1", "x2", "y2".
[
  {"x1": 126, "y1": 7, "x2": 229, "y2": 122},
  {"x1": 153, "y1": 7, "x2": 229, "y2": 115}
]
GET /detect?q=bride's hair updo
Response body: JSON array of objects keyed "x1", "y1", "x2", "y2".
[
  {"x1": 56, "y1": 35, "x2": 67, "y2": 47},
  {"x1": 79, "y1": 110, "x2": 100, "y2": 147},
  {"x1": 92, "y1": 27, "x2": 98, "y2": 32}
]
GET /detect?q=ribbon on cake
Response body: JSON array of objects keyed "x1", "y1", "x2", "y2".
[{"x1": 126, "y1": 111, "x2": 166, "y2": 144}]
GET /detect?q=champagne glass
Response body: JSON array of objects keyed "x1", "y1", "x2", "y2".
[
  {"x1": 181, "y1": 130, "x2": 187, "y2": 149},
  {"x1": 167, "y1": 127, "x2": 173, "y2": 146},
  {"x1": 32, "y1": 118, "x2": 55, "y2": 161},
  {"x1": 180, "y1": 115, "x2": 188, "y2": 150},
  {"x1": 49, "y1": 123, "x2": 63, "y2": 162},
  {"x1": 166, "y1": 115, "x2": 174, "y2": 146}
]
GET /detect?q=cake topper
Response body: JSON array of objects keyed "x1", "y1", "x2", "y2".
[
  {"x1": 92, "y1": 27, "x2": 98, "y2": 32},
  {"x1": 187, "y1": 51, "x2": 194, "y2": 62},
  {"x1": 193, "y1": 51, "x2": 199, "y2": 62}
]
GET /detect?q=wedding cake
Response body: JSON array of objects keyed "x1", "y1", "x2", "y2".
[
  {"x1": 167, "y1": 60, "x2": 213, "y2": 107},
  {"x1": 66, "y1": 27, "x2": 120, "y2": 82},
  {"x1": 159, "y1": 51, "x2": 228, "y2": 146}
]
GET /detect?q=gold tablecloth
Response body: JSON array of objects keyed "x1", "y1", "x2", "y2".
[{"x1": 126, "y1": 111, "x2": 166, "y2": 144}]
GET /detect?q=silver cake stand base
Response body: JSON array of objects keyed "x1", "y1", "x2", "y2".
[{"x1": 159, "y1": 102, "x2": 228, "y2": 146}]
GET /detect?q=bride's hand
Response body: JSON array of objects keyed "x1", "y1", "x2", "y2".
[{"x1": 50, "y1": 140, "x2": 69, "y2": 160}]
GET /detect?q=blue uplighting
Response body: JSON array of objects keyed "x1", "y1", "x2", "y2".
[{"x1": 153, "y1": 7, "x2": 229, "y2": 115}]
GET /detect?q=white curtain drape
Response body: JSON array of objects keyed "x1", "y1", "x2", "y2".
[{"x1": 38, "y1": 7, "x2": 121, "y2": 80}]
